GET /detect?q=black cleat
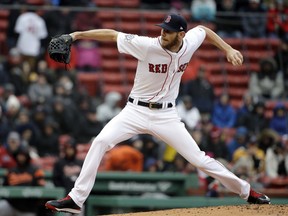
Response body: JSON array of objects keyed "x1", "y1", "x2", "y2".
[
  {"x1": 247, "y1": 189, "x2": 271, "y2": 204},
  {"x1": 45, "y1": 195, "x2": 81, "y2": 214}
]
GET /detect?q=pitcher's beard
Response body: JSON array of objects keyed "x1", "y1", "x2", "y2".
[{"x1": 162, "y1": 35, "x2": 180, "y2": 51}]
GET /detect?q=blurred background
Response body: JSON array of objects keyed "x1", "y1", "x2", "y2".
[{"x1": 0, "y1": 0, "x2": 288, "y2": 216}]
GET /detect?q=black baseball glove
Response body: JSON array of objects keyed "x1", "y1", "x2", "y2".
[{"x1": 48, "y1": 34, "x2": 73, "y2": 64}]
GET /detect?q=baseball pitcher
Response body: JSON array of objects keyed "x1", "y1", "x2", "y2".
[{"x1": 46, "y1": 13, "x2": 270, "y2": 214}]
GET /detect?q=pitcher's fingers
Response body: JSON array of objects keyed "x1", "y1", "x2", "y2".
[{"x1": 236, "y1": 52, "x2": 243, "y2": 63}]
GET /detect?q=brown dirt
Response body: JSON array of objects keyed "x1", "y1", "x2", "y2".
[{"x1": 104, "y1": 205, "x2": 288, "y2": 216}]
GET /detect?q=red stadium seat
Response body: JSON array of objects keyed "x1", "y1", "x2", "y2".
[
  {"x1": 117, "y1": 0, "x2": 140, "y2": 8},
  {"x1": 25, "y1": 0, "x2": 45, "y2": 5},
  {"x1": 33, "y1": 156, "x2": 57, "y2": 171},
  {"x1": 194, "y1": 50, "x2": 224, "y2": 62},
  {"x1": 208, "y1": 74, "x2": 225, "y2": 87},
  {"x1": 126, "y1": 72, "x2": 135, "y2": 84},
  {"x1": 242, "y1": 38, "x2": 268, "y2": 50},
  {"x1": 102, "y1": 21, "x2": 119, "y2": 30},
  {"x1": 120, "y1": 22, "x2": 143, "y2": 35},
  {"x1": 102, "y1": 59, "x2": 120, "y2": 72},
  {"x1": 230, "y1": 99, "x2": 243, "y2": 109},
  {"x1": 94, "y1": 0, "x2": 140, "y2": 8},
  {"x1": 119, "y1": 11, "x2": 141, "y2": 22},
  {"x1": 224, "y1": 38, "x2": 242, "y2": 50},
  {"x1": 205, "y1": 64, "x2": 223, "y2": 75},
  {"x1": 228, "y1": 87, "x2": 248, "y2": 99},
  {"x1": 0, "y1": 10, "x2": 10, "y2": 19},
  {"x1": 199, "y1": 40, "x2": 218, "y2": 51},
  {"x1": 98, "y1": 47, "x2": 119, "y2": 60},
  {"x1": 145, "y1": 25, "x2": 161, "y2": 37},
  {"x1": 94, "y1": 0, "x2": 115, "y2": 7},
  {"x1": 223, "y1": 64, "x2": 249, "y2": 75},
  {"x1": 100, "y1": 72, "x2": 124, "y2": 85},
  {"x1": 77, "y1": 73, "x2": 101, "y2": 96},
  {"x1": 102, "y1": 83, "x2": 133, "y2": 96},
  {"x1": 97, "y1": 11, "x2": 118, "y2": 22},
  {"x1": 243, "y1": 50, "x2": 275, "y2": 64},
  {"x1": 187, "y1": 22, "x2": 216, "y2": 31},
  {"x1": 0, "y1": 32, "x2": 7, "y2": 42},
  {"x1": 142, "y1": 12, "x2": 166, "y2": 23},
  {"x1": 227, "y1": 75, "x2": 249, "y2": 86},
  {"x1": 0, "y1": 19, "x2": 8, "y2": 31}
]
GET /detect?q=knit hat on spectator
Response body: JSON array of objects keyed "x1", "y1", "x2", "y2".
[
  {"x1": 6, "y1": 95, "x2": 21, "y2": 110},
  {"x1": 7, "y1": 131, "x2": 21, "y2": 142}
]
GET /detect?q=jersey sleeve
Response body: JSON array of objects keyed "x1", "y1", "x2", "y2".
[
  {"x1": 37, "y1": 19, "x2": 48, "y2": 39},
  {"x1": 14, "y1": 15, "x2": 24, "y2": 34},
  {"x1": 117, "y1": 32, "x2": 151, "y2": 61},
  {"x1": 185, "y1": 26, "x2": 206, "y2": 50}
]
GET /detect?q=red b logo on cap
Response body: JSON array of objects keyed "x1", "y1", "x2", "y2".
[{"x1": 165, "y1": 15, "x2": 171, "y2": 23}]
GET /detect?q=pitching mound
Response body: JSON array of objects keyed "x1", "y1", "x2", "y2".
[{"x1": 105, "y1": 205, "x2": 288, "y2": 216}]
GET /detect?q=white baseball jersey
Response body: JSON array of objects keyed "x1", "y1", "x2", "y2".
[
  {"x1": 15, "y1": 12, "x2": 48, "y2": 56},
  {"x1": 69, "y1": 27, "x2": 251, "y2": 208},
  {"x1": 117, "y1": 27, "x2": 206, "y2": 103}
]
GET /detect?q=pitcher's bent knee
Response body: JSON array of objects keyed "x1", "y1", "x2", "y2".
[{"x1": 92, "y1": 135, "x2": 117, "y2": 151}]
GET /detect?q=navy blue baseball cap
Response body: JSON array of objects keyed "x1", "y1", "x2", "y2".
[{"x1": 156, "y1": 14, "x2": 187, "y2": 32}]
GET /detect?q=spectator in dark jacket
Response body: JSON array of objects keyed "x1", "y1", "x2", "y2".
[
  {"x1": 235, "y1": 92, "x2": 254, "y2": 126},
  {"x1": 212, "y1": 93, "x2": 236, "y2": 128},
  {"x1": 216, "y1": 0, "x2": 243, "y2": 38},
  {"x1": 0, "y1": 105, "x2": 10, "y2": 143},
  {"x1": 15, "y1": 108, "x2": 40, "y2": 148},
  {"x1": 258, "y1": 128, "x2": 279, "y2": 153},
  {"x1": 269, "y1": 103, "x2": 288, "y2": 135},
  {"x1": 0, "y1": 146, "x2": 45, "y2": 216},
  {"x1": 274, "y1": 38, "x2": 288, "y2": 96},
  {"x1": 237, "y1": 100, "x2": 270, "y2": 135},
  {"x1": 37, "y1": 118, "x2": 60, "y2": 157},
  {"x1": 227, "y1": 126, "x2": 249, "y2": 161},
  {"x1": 183, "y1": 66, "x2": 215, "y2": 114},
  {"x1": 206, "y1": 127, "x2": 229, "y2": 161},
  {"x1": 3, "y1": 48, "x2": 28, "y2": 96},
  {"x1": 52, "y1": 138, "x2": 83, "y2": 194},
  {"x1": 0, "y1": 131, "x2": 22, "y2": 169},
  {"x1": 51, "y1": 96, "x2": 78, "y2": 135},
  {"x1": 76, "y1": 107, "x2": 103, "y2": 144},
  {"x1": 240, "y1": 0, "x2": 267, "y2": 38}
]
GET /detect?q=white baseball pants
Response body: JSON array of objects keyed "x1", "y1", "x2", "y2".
[{"x1": 69, "y1": 102, "x2": 250, "y2": 207}]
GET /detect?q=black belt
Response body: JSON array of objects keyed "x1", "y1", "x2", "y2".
[{"x1": 128, "y1": 97, "x2": 173, "y2": 109}]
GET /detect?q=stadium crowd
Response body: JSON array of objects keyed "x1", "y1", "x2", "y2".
[{"x1": 0, "y1": 0, "x2": 288, "y2": 207}]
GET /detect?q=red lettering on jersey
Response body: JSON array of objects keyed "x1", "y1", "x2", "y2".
[
  {"x1": 148, "y1": 63, "x2": 168, "y2": 73},
  {"x1": 161, "y1": 64, "x2": 167, "y2": 73},
  {"x1": 177, "y1": 63, "x2": 188, "y2": 73},
  {"x1": 155, "y1": 64, "x2": 161, "y2": 73},
  {"x1": 149, "y1": 63, "x2": 155, "y2": 72}
]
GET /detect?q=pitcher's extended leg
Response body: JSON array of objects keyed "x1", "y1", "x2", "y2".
[
  {"x1": 151, "y1": 118, "x2": 250, "y2": 199},
  {"x1": 69, "y1": 105, "x2": 147, "y2": 207}
]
